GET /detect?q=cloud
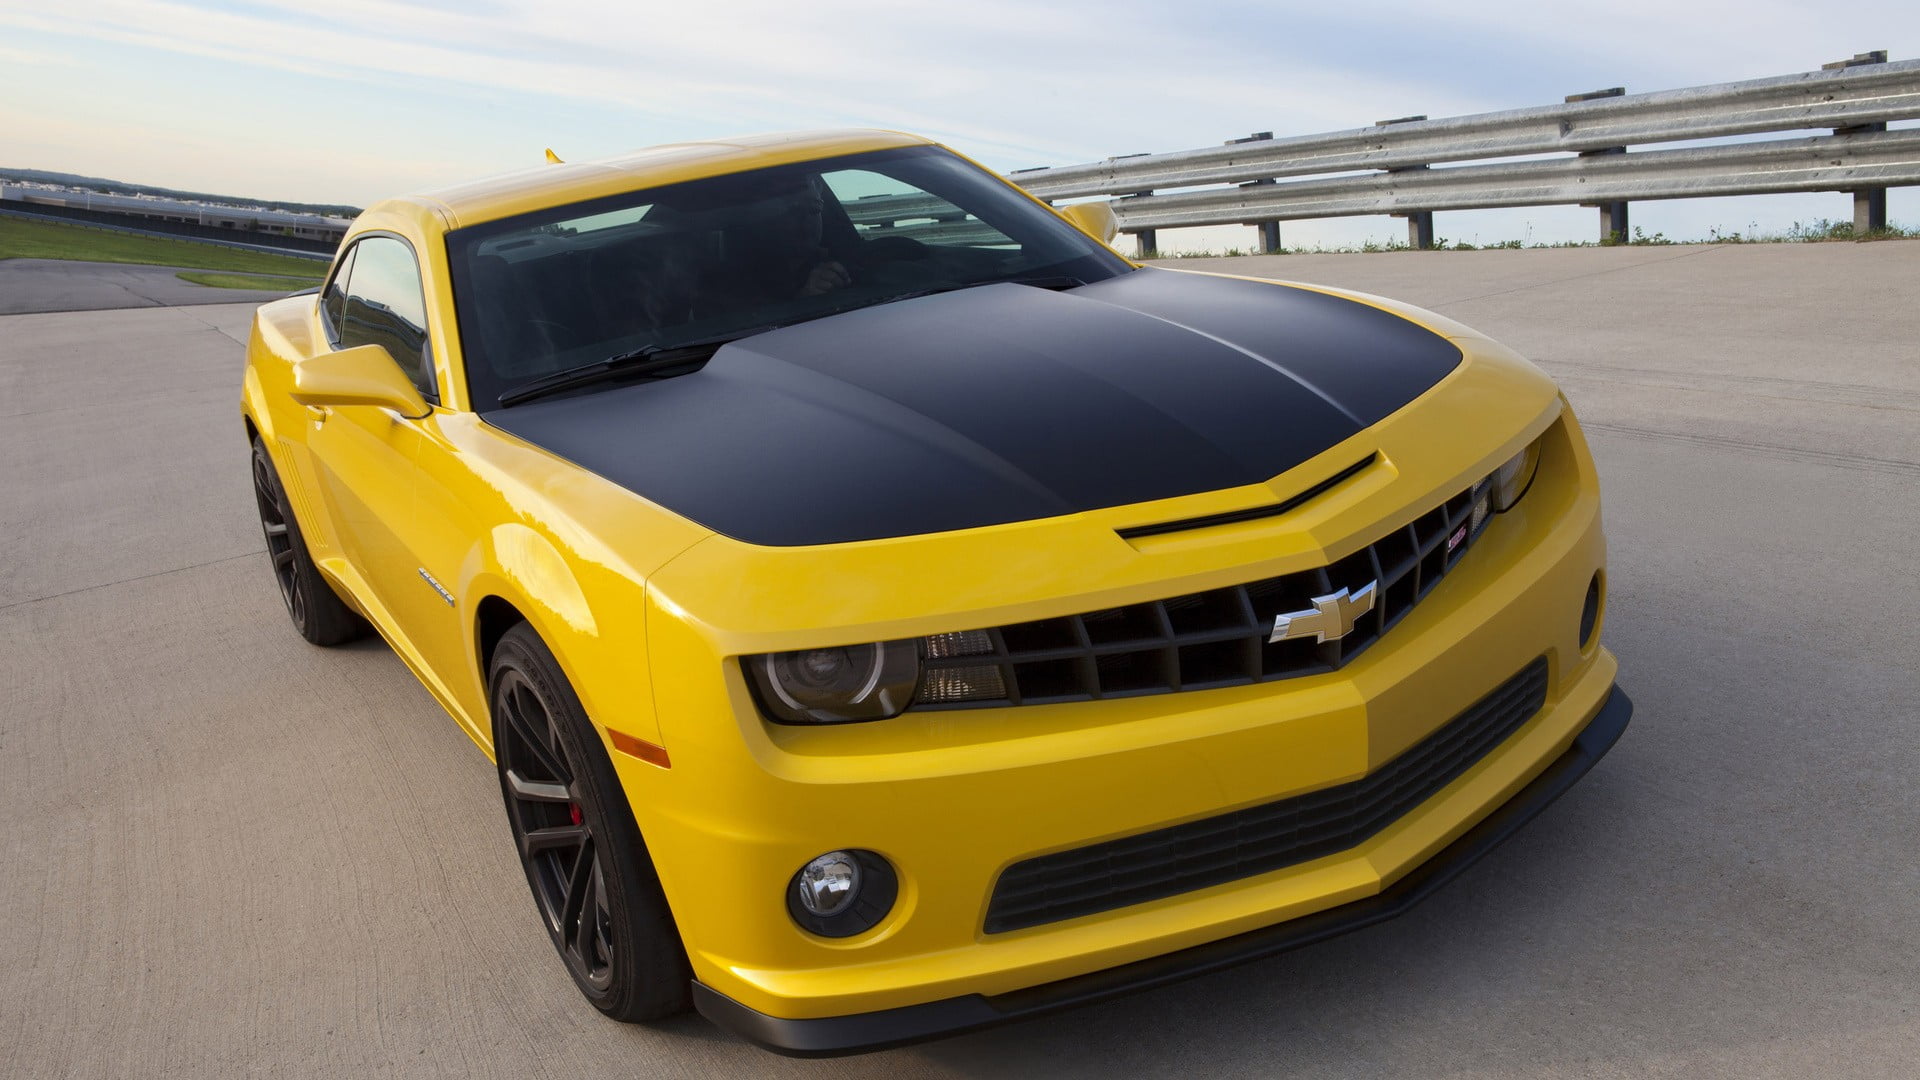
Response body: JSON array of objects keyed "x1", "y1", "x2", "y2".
[
  {"x1": 3, "y1": 0, "x2": 1914, "y2": 236},
  {"x1": 0, "y1": 0, "x2": 1507, "y2": 170},
  {"x1": 0, "y1": 42, "x2": 77, "y2": 66}
]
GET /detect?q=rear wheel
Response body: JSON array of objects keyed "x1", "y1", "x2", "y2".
[
  {"x1": 490, "y1": 623, "x2": 690, "y2": 1021},
  {"x1": 250, "y1": 437, "x2": 367, "y2": 646}
]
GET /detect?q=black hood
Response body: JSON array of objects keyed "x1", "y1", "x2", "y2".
[{"x1": 483, "y1": 268, "x2": 1461, "y2": 546}]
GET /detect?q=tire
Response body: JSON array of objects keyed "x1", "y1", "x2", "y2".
[
  {"x1": 490, "y1": 622, "x2": 691, "y2": 1021},
  {"x1": 250, "y1": 436, "x2": 368, "y2": 646}
]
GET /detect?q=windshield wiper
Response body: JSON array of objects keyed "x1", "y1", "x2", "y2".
[
  {"x1": 1002, "y1": 274, "x2": 1089, "y2": 290},
  {"x1": 495, "y1": 328, "x2": 776, "y2": 407}
]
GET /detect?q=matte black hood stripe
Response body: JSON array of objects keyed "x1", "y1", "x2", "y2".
[{"x1": 484, "y1": 268, "x2": 1461, "y2": 546}]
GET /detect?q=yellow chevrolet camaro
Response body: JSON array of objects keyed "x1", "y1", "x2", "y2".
[{"x1": 241, "y1": 129, "x2": 1630, "y2": 1054}]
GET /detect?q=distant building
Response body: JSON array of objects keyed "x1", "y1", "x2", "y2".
[{"x1": 0, "y1": 184, "x2": 352, "y2": 243}]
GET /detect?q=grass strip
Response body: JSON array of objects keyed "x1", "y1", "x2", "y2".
[
  {"x1": 175, "y1": 271, "x2": 321, "y2": 291},
  {"x1": 0, "y1": 214, "x2": 330, "y2": 276}
]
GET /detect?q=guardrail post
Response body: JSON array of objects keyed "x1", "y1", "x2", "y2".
[
  {"x1": 1093, "y1": 153, "x2": 1163, "y2": 258},
  {"x1": 1582, "y1": 147, "x2": 1630, "y2": 242},
  {"x1": 1121, "y1": 189, "x2": 1158, "y2": 258},
  {"x1": 1377, "y1": 116, "x2": 1435, "y2": 249},
  {"x1": 1566, "y1": 88, "x2": 1630, "y2": 242},
  {"x1": 1242, "y1": 182, "x2": 1282, "y2": 252},
  {"x1": 1399, "y1": 202, "x2": 1435, "y2": 250},
  {"x1": 1228, "y1": 132, "x2": 1284, "y2": 253},
  {"x1": 1826, "y1": 51, "x2": 1891, "y2": 235}
]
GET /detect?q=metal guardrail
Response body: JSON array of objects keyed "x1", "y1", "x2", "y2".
[
  {"x1": 1005, "y1": 51, "x2": 1920, "y2": 252},
  {"x1": 1113, "y1": 128, "x2": 1920, "y2": 229}
]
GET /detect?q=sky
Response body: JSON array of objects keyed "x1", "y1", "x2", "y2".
[{"x1": 2, "y1": 0, "x2": 1916, "y2": 251}]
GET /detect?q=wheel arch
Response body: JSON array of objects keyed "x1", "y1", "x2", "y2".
[
  {"x1": 240, "y1": 363, "x2": 275, "y2": 447},
  {"x1": 475, "y1": 593, "x2": 529, "y2": 685},
  {"x1": 466, "y1": 579, "x2": 573, "y2": 749},
  {"x1": 463, "y1": 521, "x2": 662, "y2": 752},
  {"x1": 465, "y1": 523, "x2": 602, "y2": 690}
]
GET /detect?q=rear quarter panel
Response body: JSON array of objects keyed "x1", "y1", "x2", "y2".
[{"x1": 243, "y1": 293, "x2": 343, "y2": 555}]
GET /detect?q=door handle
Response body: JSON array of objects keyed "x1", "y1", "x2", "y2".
[{"x1": 306, "y1": 405, "x2": 331, "y2": 424}]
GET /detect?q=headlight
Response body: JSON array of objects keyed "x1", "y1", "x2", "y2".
[
  {"x1": 1463, "y1": 436, "x2": 1543, "y2": 546},
  {"x1": 1491, "y1": 439, "x2": 1542, "y2": 511},
  {"x1": 746, "y1": 640, "x2": 920, "y2": 724}
]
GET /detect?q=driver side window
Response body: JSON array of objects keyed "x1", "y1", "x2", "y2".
[{"x1": 337, "y1": 236, "x2": 437, "y2": 402}]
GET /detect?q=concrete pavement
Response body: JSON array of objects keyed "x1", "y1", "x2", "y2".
[
  {"x1": 3, "y1": 242, "x2": 1916, "y2": 1078},
  {"x1": 0, "y1": 257, "x2": 307, "y2": 314}
]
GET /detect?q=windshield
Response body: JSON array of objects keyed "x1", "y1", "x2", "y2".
[{"x1": 445, "y1": 145, "x2": 1133, "y2": 408}]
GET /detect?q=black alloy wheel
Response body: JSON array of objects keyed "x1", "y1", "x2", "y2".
[
  {"x1": 252, "y1": 448, "x2": 304, "y2": 625},
  {"x1": 497, "y1": 665, "x2": 617, "y2": 991},
  {"x1": 249, "y1": 437, "x2": 367, "y2": 646},
  {"x1": 490, "y1": 623, "x2": 690, "y2": 1021}
]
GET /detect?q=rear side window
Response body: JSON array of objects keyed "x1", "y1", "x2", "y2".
[
  {"x1": 320, "y1": 245, "x2": 357, "y2": 340},
  {"x1": 339, "y1": 236, "x2": 436, "y2": 401}
]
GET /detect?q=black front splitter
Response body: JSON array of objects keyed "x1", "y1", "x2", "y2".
[{"x1": 694, "y1": 684, "x2": 1634, "y2": 1057}]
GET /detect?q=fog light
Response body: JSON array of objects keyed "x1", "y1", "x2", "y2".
[
  {"x1": 796, "y1": 852, "x2": 861, "y2": 917},
  {"x1": 1580, "y1": 572, "x2": 1603, "y2": 648},
  {"x1": 787, "y1": 849, "x2": 899, "y2": 938}
]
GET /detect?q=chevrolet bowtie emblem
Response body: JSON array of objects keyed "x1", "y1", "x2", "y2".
[{"x1": 1268, "y1": 581, "x2": 1378, "y2": 645}]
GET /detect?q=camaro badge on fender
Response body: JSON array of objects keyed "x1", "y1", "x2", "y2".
[
  {"x1": 1269, "y1": 581, "x2": 1378, "y2": 644},
  {"x1": 417, "y1": 568, "x2": 456, "y2": 607}
]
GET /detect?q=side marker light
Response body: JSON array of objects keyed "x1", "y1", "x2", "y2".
[{"x1": 608, "y1": 729, "x2": 670, "y2": 768}]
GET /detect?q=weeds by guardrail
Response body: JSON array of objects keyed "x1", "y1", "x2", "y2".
[{"x1": 1142, "y1": 217, "x2": 1919, "y2": 258}]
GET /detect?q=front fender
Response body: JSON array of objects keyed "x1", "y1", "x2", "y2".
[{"x1": 461, "y1": 523, "x2": 663, "y2": 753}]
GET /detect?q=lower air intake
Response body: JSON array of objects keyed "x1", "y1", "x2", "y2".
[{"x1": 983, "y1": 658, "x2": 1550, "y2": 933}]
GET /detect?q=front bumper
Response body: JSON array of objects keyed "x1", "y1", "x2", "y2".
[{"x1": 695, "y1": 682, "x2": 1632, "y2": 1055}]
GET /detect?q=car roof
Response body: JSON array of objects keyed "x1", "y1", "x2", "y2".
[{"x1": 378, "y1": 129, "x2": 938, "y2": 232}]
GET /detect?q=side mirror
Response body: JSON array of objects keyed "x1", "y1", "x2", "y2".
[
  {"x1": 1058, "y1": 201, "x2": 1118, "y2": 244},
  {"x1": 291, "y1": 344, "x2": 430, "y2": 417}
]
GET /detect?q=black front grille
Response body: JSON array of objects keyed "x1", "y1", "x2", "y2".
[
  {"x1": 915, "y1": 475, "x2": 1494, "y2": 710},
  {"x1": 984, "y1": 658, "x2": 1550, "y2": 933}
]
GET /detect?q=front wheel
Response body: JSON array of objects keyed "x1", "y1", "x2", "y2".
[{"x1": 490, "y1": 623, "x2": 691, "y2": 1021}]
